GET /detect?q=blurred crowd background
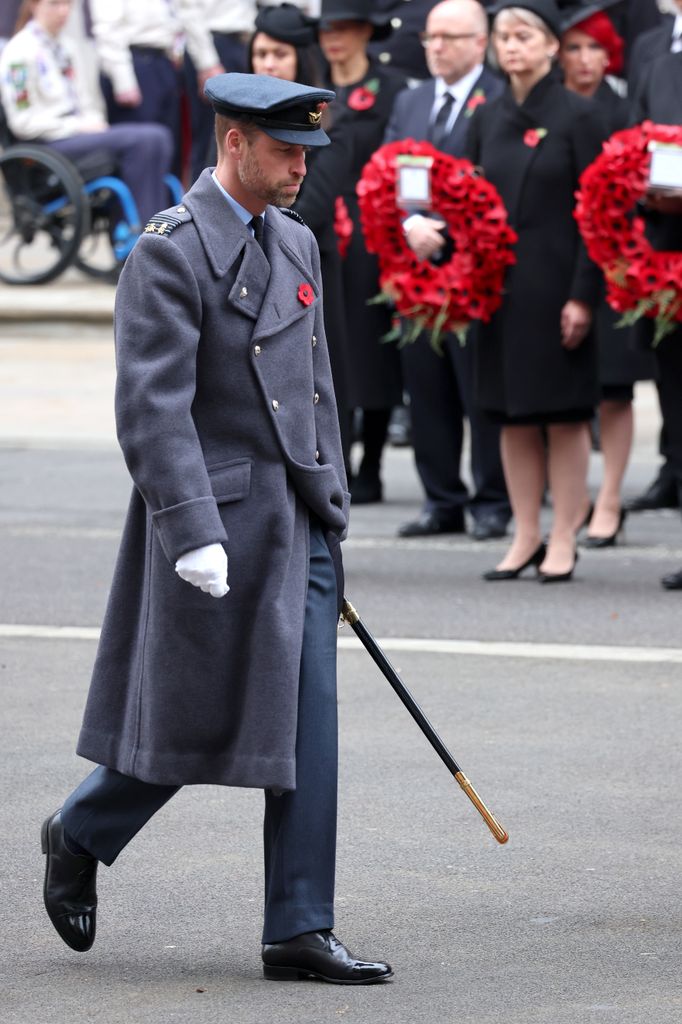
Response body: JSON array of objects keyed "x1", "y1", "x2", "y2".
[{"x1": 1, "y1": 0, "x2": 681, "y2": 589}]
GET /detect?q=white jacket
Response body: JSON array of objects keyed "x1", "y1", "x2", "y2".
[
  {"x1": 89, "y1": 0, "x2": 184, "y2": 96},
  {"x1": 0, "y1": 20, "x2": 104, "y2": 141}
]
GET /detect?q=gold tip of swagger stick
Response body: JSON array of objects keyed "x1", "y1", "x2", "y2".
[
  {"x1": 341, "y1": 599, "x2": 359, "y2": 625},
  {"x1": 455, "y1": 772, "x2": 509, "y2": 845}
]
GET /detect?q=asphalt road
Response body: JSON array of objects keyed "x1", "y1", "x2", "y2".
[{"x1": 1, "y1": 321, "x2": 681, "y2": 1024}]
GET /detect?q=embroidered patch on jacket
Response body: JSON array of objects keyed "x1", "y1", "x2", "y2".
[{"x1": 8, "y1": 63, "x2": 30, "y2": 109}]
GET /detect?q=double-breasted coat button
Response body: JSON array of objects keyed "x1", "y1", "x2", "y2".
[
  {"x1": 272, "y1": 399, "x2": 279, "y2": 411},
  {"x1": 313, "y1": 392, "x2": 320, "y2": 404},
  {"x1": 312, "y1": 335, "x2": 317, "y2": 347},
  {"x1": 254, "y1": 345, "x2": 261, "y2": 356},
  {"x1": 315, "y1": 449, "x2": 320, "y2": 460},
  {"x1": 240, "y1": 286, "x2": 248, "y2": 298}
]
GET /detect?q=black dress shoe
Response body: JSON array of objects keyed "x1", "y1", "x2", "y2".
[
  {"x1": 262, "y1": 930, "x2": 393, "y2": 984},
  {"x1": 483, "y1": 542, "x2": 546, "y2": 580},
  {"x1": 41, "y1": 810, "x2": 98, "y2": 952},
  {"x1": 661, "y1": 568, "x2": 682, "y2": 590},
  {"x1": 398, "y1": 510, "x2": 465, "y2": 537},
  {"x1": 582, "y1": 509, "x2": 626, "y2": 549},
  {"x1": 350, "y1": 471, "x2": 382, "y2": 505},
  {"x1": 626, "y1": 476, "x2": 679, "y2": 512},
  {"x1": 470, "y1": 512, "x2": 509, "y2": 541}
]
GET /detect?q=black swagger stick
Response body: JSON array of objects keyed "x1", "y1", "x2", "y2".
[{"x1": 341, "y1": 599, "x2": 509, "y2": 845}]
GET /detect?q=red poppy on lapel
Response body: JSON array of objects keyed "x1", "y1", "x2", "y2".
[
  {"x1": 347, "y1": 78, "x2": 380, "y2": 112},
  {"x1": 464, "y1": 89, "x2": 486, "y2": 117},
  {"x1": 523, "y1": 128, "x2": 548, "y2": 148},
  {"x1": 297, "y1": 283, "x2": 314, "y2": 306}
]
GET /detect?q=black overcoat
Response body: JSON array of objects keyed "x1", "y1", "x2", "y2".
[
  {"x1": 465, "y1": 72, "x2": 605, "y2": 419},
  {"x1": 294, "y1": 110, "x2": 355, "y2": 460},
  {"x1": 326, "y1": 60, "x2": 408, "y2": 409},
  {"x1": 589, "y1": 81, "x2": 653, "y2": 387},
  {"x1": 76, "y1": 170, "x2": 349, "y2": 791}
]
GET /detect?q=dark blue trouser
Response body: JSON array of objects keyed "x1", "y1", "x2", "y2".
[
  {"x1": 49, "y1": 123, "x2": 173, "y2": 226},
  {"x1": 62, "y1": 523, "x2": 339, "y2": 944},
  {"x1": 184, "y1": 32, "x2": 248, "y2": 184},
  {"x1": 101, "y1": 49, "x2": 182, "y2": 177},
  {"x1": 401, "y1": 330, "x2": 511, "y2": 521}
]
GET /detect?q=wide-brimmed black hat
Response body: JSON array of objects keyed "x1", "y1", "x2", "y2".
[
  {"x1": 490, "y1": 0, "x2": 563, "y2": 39},
  {"x1": 254, "y1": 3, "x2": 318, "y2": 47},
  {"x1": 558, "y1": 1, "x2": 619, "y2": 31},
  {"x1": 205, "y1": 73, "x2": 335, "y2": 146},
  {"x1": 318, "y1": 0, "x2": 393, "y2": 42}
]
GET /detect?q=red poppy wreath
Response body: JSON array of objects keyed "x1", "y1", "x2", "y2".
[
  {"x1": 575, "y1": 121, "x2": 682, "y2": 343},
  {"x1": 356, "y1": 139, "x2": 517, "y2": 345}
]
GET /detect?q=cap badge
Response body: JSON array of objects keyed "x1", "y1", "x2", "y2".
[{"x1": 308, "y1": 110, "x2": 322, "y2": 126}]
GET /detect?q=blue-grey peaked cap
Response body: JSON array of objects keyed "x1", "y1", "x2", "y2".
[{"x1": 205, "y1": 73, "x2": 336, "y2": 146}]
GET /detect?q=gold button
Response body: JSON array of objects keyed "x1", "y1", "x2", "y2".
[
  {"x1": 315, "y1": 449, "x2": 320, "y2": 460},
  {"x1": 312, "y1": 335, "x2": 317, "y2": 347},
  {"x1": 272, "y1": 399, "x2": 279, "y2": 411},
  {"x1": 254, "y1": 345, "x2": 261, "y2": 356},
  {"x1": 313, "y1": 392, "x2": 320, "y2": 404},
  {"x1": 176, "y1": 205, "x2": 186, "y2": 213},
  {"x1": 240, "y1": 286, "x2": 248, "y2": 298}
]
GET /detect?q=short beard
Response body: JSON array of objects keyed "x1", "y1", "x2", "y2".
[{"x1": 238, "y1": 147, "x2": 300, "y2": 208}]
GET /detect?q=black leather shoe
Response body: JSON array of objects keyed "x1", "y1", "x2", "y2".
[
  {"x1": 626, "y1": 476, "x2": 679, "y2": 512},
  {"x1": 262, "y1": 930, "x2": 393, "y2": 984},
  {"x1": 483, "y1": 542, "x2": 546, "y2": 581},
  {"x1": 41, "y1": 810, "x2": 98, "y2": 952},
  {"x1": 398, "y1": 510, "x2": 465, "y2": 537},
  {"x1": 350, "y1": 471, "x2": 382, "y2": 505},
  {"x1": 471, "y1": 512, "x2": 509, "y2": 541},
  {"x1": 661, "y1": 568, "x2": 682, "y2": 590},
  {"x1": 582, "y1": 509, "x2": 626, "y2": 549}
]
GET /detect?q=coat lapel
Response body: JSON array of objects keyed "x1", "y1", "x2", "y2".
[
  {"x1": 251, "y1": 212, "x2": 320, "y2": 342},
  {"x1": 183, "y1": 170, "x2": 271, "y2": 320},
  {"x1": 500, "y1": 73, "x2": 556, "y2": 222}
]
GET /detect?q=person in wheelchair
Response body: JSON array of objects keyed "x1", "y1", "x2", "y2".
[{"x1": 0, "y1": 0, "x2": 173, "y2": 225}]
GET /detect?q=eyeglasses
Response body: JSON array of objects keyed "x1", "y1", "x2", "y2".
[{"x1": 419, "y1": 32, "x2": 478, "y2": 47}]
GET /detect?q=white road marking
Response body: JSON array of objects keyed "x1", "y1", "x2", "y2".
[{"x1": 1, "y1": 623, "x2": 682, "y2": 664}]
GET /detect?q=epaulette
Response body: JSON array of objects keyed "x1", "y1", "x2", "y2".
[
  {"x1": 278, "y1": 207, "x2": 308, "y2": 229},
  {"x1": 143, "y1": 204, "x2": 193, "y2": 237}
]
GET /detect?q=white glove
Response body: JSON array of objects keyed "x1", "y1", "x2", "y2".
[{"x1": 175, "y1": 543, "x2": 229, "y2": 598}]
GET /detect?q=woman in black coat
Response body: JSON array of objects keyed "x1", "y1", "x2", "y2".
[
  {"x1": 318, "y1": 0, "x2": 408, "y2": 503},
  {"x1": 466, "y1": 0, "x2": 606, "y2": 582},
  {"x1": 559, "y1": 8, "x2": 654, "y2": 548}
]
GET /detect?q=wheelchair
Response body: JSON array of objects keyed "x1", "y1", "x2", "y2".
[{"x1": 0, "y1": 108, "x2": 182, "y2": 286}]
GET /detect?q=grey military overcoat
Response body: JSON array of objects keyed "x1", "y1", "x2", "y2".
[{"x1": 76, "y1": 170, "x2": 349, "y2": 792}]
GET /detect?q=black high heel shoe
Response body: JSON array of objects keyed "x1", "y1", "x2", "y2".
[
  {"x1": 538, "y1": 550, "x2": 579, "y2": 584},
  {"x1": 483, "y1": 543, "x2": 546, "y2": 581},
  {"x1": 582, "y1": 509, "x2": 626, "y2": 549}
]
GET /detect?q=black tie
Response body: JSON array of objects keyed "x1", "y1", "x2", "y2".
[
  {"x1": 250, "y1": 215, "x2": 265, "y2": 249},
  {"x1": 429, "y1": 92, "x2": 454, "y2": 147}
]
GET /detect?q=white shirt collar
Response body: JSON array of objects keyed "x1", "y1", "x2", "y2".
[
  {"x1": 434, "y1": 64, "x2": 484, "y2": 104},
  {"x1": 674, "y1": 14, "x2": 682, "y2": 39}
]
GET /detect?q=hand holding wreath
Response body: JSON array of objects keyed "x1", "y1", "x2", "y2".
[
  {"x1": 356, "y1": 140, "x2": 517, "y2": 346},
  {"x1": 575, "y1": 121, "x2": 682, "y2": 343}
]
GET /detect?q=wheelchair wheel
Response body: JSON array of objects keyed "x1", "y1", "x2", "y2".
[
  {"x1": 0, "y1": 145, "x2": 88, "y2": 285},
  {"x1": 74, "y1": 205, "x2": 122, "y2": 283}
]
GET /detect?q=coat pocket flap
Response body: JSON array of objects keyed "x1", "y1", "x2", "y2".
[{"x1": 208, "y1": 459, "x2": 252, "y2": 504}]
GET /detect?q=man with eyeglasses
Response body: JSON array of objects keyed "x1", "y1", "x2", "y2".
[{"x1": 384, "y1": 0, "x2": 511, "y2": 541}]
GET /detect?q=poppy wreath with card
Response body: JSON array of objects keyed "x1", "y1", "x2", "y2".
[
  {"x1": 356, "y1": 139, "x2": 517, "y2": 346},
  {"x1": 575, "y1": 121, "x2": 682, "y2": 343}
]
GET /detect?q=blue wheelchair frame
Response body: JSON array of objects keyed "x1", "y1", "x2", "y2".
[{"x1": 42, "y1": 172, "x2": 183, "y2": 262}]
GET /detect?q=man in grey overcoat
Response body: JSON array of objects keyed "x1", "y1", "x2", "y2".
[{"x1": 40, "y1": 73, "x2": 393, "y2": 986}]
